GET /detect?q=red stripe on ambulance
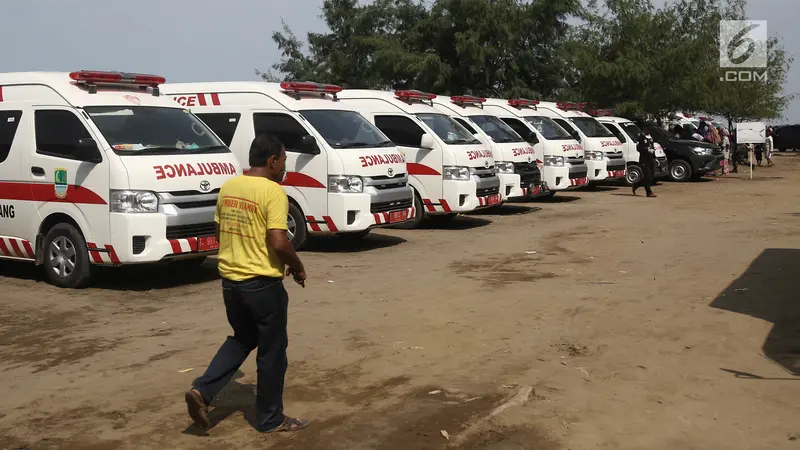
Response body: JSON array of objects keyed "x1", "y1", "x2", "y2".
[
  {"x1": 0, "y1": 182, "x2": 107, "y2": 205},
  {"x1": 406, "y1": 163, "x2": 441, "y2": 176},
  {"x1": 87, "y1": 243, "x2": 121, "y2": 265},
  {"x1": 173, "y1": 93, "x2": 222, "y2": 107},
  {"x1": 0, "y1": 237, "x2": 34, "y2": 259}
]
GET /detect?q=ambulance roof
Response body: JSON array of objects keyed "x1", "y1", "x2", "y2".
[
  {"x1": 163, "y1": 81, "x2": 358, "y2": 112},
  {"x1": 596, "y1": 116, "x2": 633, "y2": 124},
  {"x1": 0, "y1": 71, "x2": 177, "y2": 108},
  {"x1": 337, "y1": 89, "x2": 443, "y2": 114}
]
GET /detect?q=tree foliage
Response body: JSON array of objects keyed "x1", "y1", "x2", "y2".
[{"x1": 259, "y1": 0, "x2": 792, "y2": 122}]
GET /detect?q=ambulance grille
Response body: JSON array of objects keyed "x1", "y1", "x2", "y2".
[
  {"x1": 569, "y1": 169, "x2": 588, "y2": 179},
  {"x1": 174, "y1": 200, "x2": 218, "y2": 209},
  {"x1": 166, "y1": 222, "x2": 216, "y2": 240},
  {"x1": 477, "y1": 186, "x2": 500, "y2": 197},
  {"x1": 371, "y1": 198, "x2": 413, "y2": 214}
]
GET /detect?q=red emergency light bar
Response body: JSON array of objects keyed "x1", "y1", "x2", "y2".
[
  {"x1": 280, "y1": 81, "x2": 343, "y2": 94},
  {"x1": 451, "y1": 95, "x2": 486, "y2": 105},
  {"x1": 508, "y1": 98, "x2": 540, "y2": 108},
  {"x1": 699, "y1": 116, "x2": 712, "y2": 121},
  {"x1": 683, "y1": 113, "x2": 695, "y2": 118},
  {"x1": 588, "y1": 108, "x2": 613, "y2": 116},
  {"x1": 395, "y1": 90, "x2": 437, "y2": 101},
  {"x1": 557, "y1": 102, "x2": 589, "y2": 111},
  {"x1": 69, "y1": 70, "x2": 165, "y2": 95}
]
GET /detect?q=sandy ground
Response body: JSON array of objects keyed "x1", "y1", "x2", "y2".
[{"x1": 1, "y1": 154, "x2": 799, "y2": 450}]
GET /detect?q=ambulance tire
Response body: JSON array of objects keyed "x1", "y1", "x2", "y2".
[
  {"x1": 288, "y1": 203, "x2": 308, "y2": 251},
  {"x1": 394, "y1": 192, "x2": 424, "y2": 230},
  {"x1": 42, "y1": 223, "x2": 92, "y2": 289},
  {"x1": 626, "y1": 164, "x2": 643, "y2": 186}
]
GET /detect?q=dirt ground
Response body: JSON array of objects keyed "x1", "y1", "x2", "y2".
[{"x1": 1, "y1": 154, "x2": 799, "y2": 450}]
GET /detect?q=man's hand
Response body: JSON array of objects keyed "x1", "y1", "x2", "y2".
[{"x1": 286, "y1": 267, "x2": 306, "y2": 288}]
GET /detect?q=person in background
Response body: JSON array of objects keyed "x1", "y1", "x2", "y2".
[
  {"x1": 632, "y1": 124, "x2": 657, "y2": 197},
  {"x1": 184, "y1": 134, "x2": 310, "y2": 433},
  {"x1": 755, "y1": 142, "x2": 763, "y2": 166},
  {"x1": 764, "y1": 126, "x2": 774, "y2": 167},
  {"x1": 720, "y1": 127, "x2": 731, "y2": 174}
]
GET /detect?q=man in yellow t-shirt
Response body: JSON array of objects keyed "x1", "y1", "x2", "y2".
[{"x1": 185, "y1": 134, "x2": 309, "y2": 433}]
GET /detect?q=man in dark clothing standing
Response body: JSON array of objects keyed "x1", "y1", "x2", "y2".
[{"x1": 632, "y1": 125, "x2": 657, "y2": 197}]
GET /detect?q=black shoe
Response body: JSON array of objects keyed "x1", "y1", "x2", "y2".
[{"x1": 632, "y1": 186, "x2": 638, "y2": 196}]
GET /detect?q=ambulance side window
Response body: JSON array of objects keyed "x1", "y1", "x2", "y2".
[
  {"x1": 453, "y1": 118, "x2": 477, "y2": 134},
  {"x1": 35, "y1": 110, "x2": 92, "y2": 159},
  {"x1": 374, "y1": 115, "x2": 424, "y2": 147},
  {"x1": 0, "y1": 110, "x2": 23, "y2": 164},
  {"x1": 253, "y1": 113, "x2": 308, "y2": 153},
  {"x1": 500, "y1": 118, "x2": 534, "y2": 142},
  {"x1": 604, "y1": 123, "x2": 627, "y2": 143},
  {"x1": 195, "y1": 113, "x2": 241, "y2": 147}
]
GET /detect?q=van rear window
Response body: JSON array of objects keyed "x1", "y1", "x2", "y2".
[{"x1": 0, "y1": 110, "x2": 22, "y2": 164}]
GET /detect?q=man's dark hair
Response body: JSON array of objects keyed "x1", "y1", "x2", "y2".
[{"x1": 249, "y1": 134, "x2": 284, "y2": 168}]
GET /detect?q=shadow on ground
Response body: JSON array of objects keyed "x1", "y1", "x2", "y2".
[
  {"x1": 468, "y1": 204, "x2": 542, "y2": 216},
  {"x1": 416, "y1": 215, "x2": 492, "y2": 230},
  {"x1": 0, "y1": 259, "x2": 220, "y2": 291},
  {"x1": 710, "y1": 248, "x2": 800, "y2": 376},
  {"x1": 533, "y1": 195, "x2": 581, "y2": 203},
  {"x1": 303, "y1": 233, "x2": 406, "y2": 253}
]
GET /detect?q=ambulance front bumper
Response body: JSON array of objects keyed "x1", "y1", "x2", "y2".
[
  {"x1": 108, "y1": 212, "x2": 218, "y2": 264},
  {"x1": 586, "y1": 159, "x2": 610, "y2": 181},
  {"x1": 439, "y1": 175, "x2": 501, "y2": 214},
  {"x1": 497, "y1": 173, "x2": 522, "y2": 200},
  {"x1": 325, "y1": 184, "x2": 414, "y2": 232}
]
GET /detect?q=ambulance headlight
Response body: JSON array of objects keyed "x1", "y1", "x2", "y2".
[
  {"x1": 544, "y1": 156, "x2": 565, "y2": 167},
  {"x1": 495, "y1": 161, "x2": 515, "y2": 174},
  {"x1": 328, "y1": 175, "x2": 364, "y2": 193},
  {"x1": 443, "y1": 166, "x2": 471, "y2": 181},
  {"x1": 586, "y1": 151, "x2": 604, "y2": 161},
  {"x1": 692, "y1": 147, "x2": 712, "y2": 156},
  {"x1": 110, "y1": 190, "x2": 159, "y2": 213}
]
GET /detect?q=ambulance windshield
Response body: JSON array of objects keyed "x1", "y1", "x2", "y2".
[
  {"x1": 85, "y1": 106, "x2": 229, "y2": 155},
  {"x1": 468, "y1": 115, "x2": 525, "y2": 143},
  {"x1": 571, "y1": 117, "x2": 616, "y2": 138},
  {"x1": 416, "y1": 113, "x2": 479, "y2": 145},
  {"x1": 524, "y1": 116, "x2": 573, "y2": 140},
  {"x1": 300, "y1": 110, "x2": 393, "y2": 149}
]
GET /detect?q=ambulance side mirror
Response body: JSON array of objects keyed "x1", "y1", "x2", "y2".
[
  {"x1": 472, "y1": 133, "x2": 489, "y2": 145},
  {"x1": 299, "y1": 135, "x2": 320, "y2": 155},
  {"x1": 525, "y1": 131, "x2": 539, "y2": 144},
  {"x1": 75, "y1": 138, "x2": 102, "y2": 164},
  {"x1": 420, "y1": 134, "x2": 435, "y2": 150}
]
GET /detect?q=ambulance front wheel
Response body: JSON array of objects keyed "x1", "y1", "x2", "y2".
[
  {"x1": 626, "y1": 164, "x2": 643, "y2": 186},
  {"x1": 287, "y1": 203, "x2": 308, "y2": 250},
  {"x1": 42, "y1": 223, "x2": 92, "y2": 289}
]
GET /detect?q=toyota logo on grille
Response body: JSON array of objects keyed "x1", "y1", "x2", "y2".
[
  {"x1": 388, "y1": 167, "x2": 394, "y2": 177},
  {"x1": 199, "y1": 180, "x2": 211, "y2": 192},
  {"x1": 484, "y1": 160, "x2": 489, "y2": 168}
]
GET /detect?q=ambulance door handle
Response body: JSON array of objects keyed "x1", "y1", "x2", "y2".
[{"x1": 31, "y1": 166, "x2": 45, "y2": 176}]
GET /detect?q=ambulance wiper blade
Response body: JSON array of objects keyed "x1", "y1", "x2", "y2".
[
  {"x1": 115, "y1": 147, "x2": 179, "y2": 155},
  {"x1": 337, "y1": 142, "x2": 373, "y2": 148},
  {"x1": 188, "y1": 145, "x2": 229, "y2": 154},
  {"x1": 375, "y1": 140, "x2": 394, "y2": 147}
]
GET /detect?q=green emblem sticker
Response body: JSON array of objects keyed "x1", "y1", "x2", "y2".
[{"x1": 54, "y1": 168, "x2": 68, "y2": 199}]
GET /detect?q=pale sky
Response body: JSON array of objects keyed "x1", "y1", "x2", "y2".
[{"x1": 1, "y1": 0, "x2": 797, "y2": 122}]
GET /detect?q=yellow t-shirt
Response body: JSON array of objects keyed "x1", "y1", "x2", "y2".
[{"x1": 214, "y1": 175, "x2": 289, "y2": 281}]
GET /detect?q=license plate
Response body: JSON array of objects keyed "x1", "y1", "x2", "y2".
[
  {"x1": 389, "y1": 209, "x2": 409, "y2": 223},
  {"x1": 197, "y1": 235, "x2": 219, "y2": 252},
  {"x1": 487, "y1": 194, "x2": 500, "y2": 205},
  {"x1": 612, "y1": 170, "x2": 625, "y2": 177}
]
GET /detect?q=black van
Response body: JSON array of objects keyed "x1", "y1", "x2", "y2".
[
  {"x1": 773, "y1": 124, "x2": 800, "y2": 151},
  {"x1": 647, "y1": 124, "x2": 723, "y2": 182}
]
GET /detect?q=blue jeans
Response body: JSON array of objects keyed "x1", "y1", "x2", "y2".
[{"x1": 193, "y1": 276, "x2": 288, "y2": 431}]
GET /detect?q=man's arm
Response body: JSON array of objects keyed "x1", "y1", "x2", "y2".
[{"x1": 268, "y1": 229, "x2": 305, "y2": 279}]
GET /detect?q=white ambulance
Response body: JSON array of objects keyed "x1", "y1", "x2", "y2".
[
  {"x1": 595, "y1": 114, "x2": 669, "y2": 185},
  {"x1": 430, "y1": 95, "x2": 550, "y2": 200},
  {"x1": 162, "y1": 81, "x2": 414, "y2": 249},
  {"x1": 482, "y1": 98, "x2": 588, "y2": 196},
  {"x1": 0, "y1": 71, "x2": 240, "y2": 288},
  {"x1": 337, "y1": 90, "x2": 502, "y2": 227},
  {"x1": 535, "y1": 102, "x2": 626, "y2": 184}
]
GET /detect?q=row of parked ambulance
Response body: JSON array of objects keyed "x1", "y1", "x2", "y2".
[{"x1": 0, "y1": 71, "x2": 666, "y2": 288}]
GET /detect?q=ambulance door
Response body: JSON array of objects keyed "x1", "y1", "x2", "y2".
[
  {"x1": 0, "y1": 105, "x2": 36, "y2": 257},
  {"x1": 373, "y1": 114, "x2": 442, "y2": 203},
  {"x1": 28, "y1": 107, "x2": 110, "y2": 257},
  {"x1": 194, "y1": 109, "x2": 246, "y2": 169},
  {"x1": 251, "y1": 111, "x2": 328, "y2": 218}
]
